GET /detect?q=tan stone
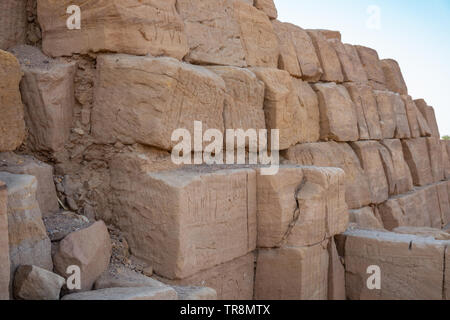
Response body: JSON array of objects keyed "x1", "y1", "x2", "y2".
[
  {"x1": 351, "y1": 141, "x2": 389, "y2": 204},
  {"x1": 13, "y1": 265, "x2": 65, "y2": 300},
  {"x1": 381, "y1": 59, "x2": 408, "y2": 95},
  {"x1": 54, "y1": 221, "x2": 112, "y2": 292},
  {"x1": 307, "y1": 30, "x2": 344, "y2": 83},
  {"x1": 0, "y1": 0, "x2": 27, "y2": 50},
  {"x1": 379, "y1": 139, "x2": 414, "y2": 195},
  {"x1": 173, "y1": 286, "x2": 217, "y2": 300},
  {"x1": 421, "y1": 185, "x2": 443, "y2": 229},
  {"x1": 415, "y1": 99, "x2": 440, "y2": 138},
  {"x1": 344, "y1": 229, "x2": 446, "y2": 300},
  {"x1": 283, "y1": 142, "x2": 371, "y2": 209},
  {"x1": 271, "y1": 20, "x2": 302, "y2": 78},
  {"x1": 110, "y1": 155, "x2": 256, "y2": 279},
  {"x1": 442, "y1": 141, "x2": 450, "y2": 180},
  {"x1": 373, "y1": 91, "x2": 397, "y2": 139},
  {"x1": 349, "y1": 207, "x2": 384, "y2": 230},
  {"x1": 293, "y1": 78, "x2": 320, "y2": 143},
  {"x1": 255, "y1": 241, "x2": 329, "y2": 300},
  {"x1": 446, "y1": 246, "x2": 450, "y2": 300},
  {"x1": 62, "y1": 286, "x2": 177, "y2": 300},
  {"x1": 38, "y1": 0, "x2": 188, "y2": 59},
  {"x1": 0, "y1": 181, "x2": 9, "y2": 300},
  {"x1": 92, "y1": 54, "x2": 225, "y2": 151},
  {"x1": 393, "y1": 227, "x2": 450, "y2": 240},
  {"x1": 402, "y1": 138, "x2": 433, "y2": 186},
  {"x1": 256, "y1": 166, "x2": 347, "y2": 248},
  {"x1": 9, "y1": 45, "x2": 76, "y2": 153},
  {"x1": 436, "y1": 182, "x2": 450, "y2": 226},
  {"x1": 254, "y1": 0, "x2": 278, "y2": 19},
  {"x1": 329, "y1": 41, "x2": 368, "y2": 83},
  {"x1": 318, "y1": 30, "x2": 342, "y2": 41},
  {"x1": 0, "y1": 50, "x2": 25, "y2": 152},
  {"x1": 328, "y1": 238, "x2": 346, "y2": 300},
  {"x1": 355, "y1": 46, "x2": 386, "y2": 87},
  {"x1": 426, "y1": 138, "x2": 445, "y2": 183},
  {"x1": 0, "y1": 153, "x2": 59, "y2": 216},
  {"x1": 94, "y1": 268, "x2": 166, "y2": 290},
  {"x1": 312, "y1": 83, "x2": 359, "y2": 142},
  {"x1": 179, "y1": 0, "x2": 278, "y2": 67},
  {"x1": 344, "y1": 83, "x2": 382, "y2": 140},
  {"x1": 402, "y1": 95, "x2": 431, "y2": 138},
  {"x1": 157, "y1": 253, "x2": 255, "y2": 300},
  {"x1": 391, "y1": 93, "x2": 411, "y2": 139}
]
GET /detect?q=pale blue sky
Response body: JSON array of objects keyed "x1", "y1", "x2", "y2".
[{"x1": 275, "y1": 0, "x2": 450, "y2": 136}]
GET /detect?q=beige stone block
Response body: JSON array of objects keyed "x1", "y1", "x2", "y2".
[
  {"x1": 381, "y1": 59, "x2": 408, "y2": 95},
  {"x1": 0, "y1": 0, "x2": 27, "y2": 50},
  {"x1": 402, "y1": 138, "x2": 433, "y2": 187},
  {"x1": 329, "y1": 41, "x2": 368, "y2": 83},
  {"x1": 328, "y1": 238, "x2": 346, "y2": 300},
  {"x1": 355, "y1": 46, "x2": 386, "y2": 86},
  {"x1": 0, "y1": 181, "x2": 9, "y2": 300},
  {"x1": 349, "y1": 207, "x2": 384, "y2": 230},
  {"x1": 414, "y1": 99, "x2": 440, "y2": 138},
  {"x1": 254, "y1": 0, "x2": 278, "y2": 19}
]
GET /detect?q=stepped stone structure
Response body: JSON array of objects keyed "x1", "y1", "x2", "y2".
[{"x1": 0, "y1": 0, "x2": 448, "y2": 300}]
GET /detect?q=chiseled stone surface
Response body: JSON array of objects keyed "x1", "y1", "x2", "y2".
[{"x1": 0, "y1": 181, "x2": 9, "y2": 300}]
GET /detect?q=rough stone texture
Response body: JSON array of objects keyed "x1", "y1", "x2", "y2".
[
  {"x1": 272, "y1": 20, "x2": 302, "y2": 78},
  {"x1": 13, "y1": 265, "x2": 65, "y2": 300},
  {"x1": 318, "y1": 30, "x2": 342, "y2": 41},
  {"x1": 312, "y1": 83, "x2": 359, "y2": 142},
  {"x1": 254, "y1": 0, "x2": 278, "y2": 19},
  {"x1": 349, "y1": 207, "x2": 384, "y2": 230},
  {"x1": 415, "y1": 99, "x2": 440, "y2": 138},
  {"x1": 373, "y1": 91, "x2": 397, "y2": 139},
  {"x1": 381, "y1": 59, "x2": 408, "y2": 95},
  {"x1": 38, "y1": 0, "x2": 188, "y2": 59},
  {"x1": 173, "y1": 286, "x2": 217, "y2": 300},
  {"x1": 344, "y1": 83, "x2": 382, "y2": 140},
  {"x1": 53, "y1": 221, "x2": 112, "y2": 292},
  {"x1": 256, "y1": 166, "x2": 347, "y2": 248},
  {"x1": 251, "y1": 68, "x2": 305, "y2": 150},
  {"x1": 393, "y1": 227, "x2": 450, "y2": 240},
  {"x1": 420, "y1": 185, "x2": 442, "y2": 229},
  {"x1": 329, "y1": 40, "x2": 368, "y2": 83},
  {"x1": 158, "y1": 253, "x2": 255, "y2": 300},
  {"x1": 178, "y1": 0, "x2": 278, "y2": 68},
  {"x1": 426, "y1": 138, "x2": 445, "y2": 183},
  {"x1": 293, "y1": 78, "x2": 320, "y2": 143},
  {"x1": 355, "y1": 46, "x2": 386, "y2": 88},
  {"x1": 0, "y1": 152, "x2": 59, "y2": 216},
  {"x1": 307, "y1": 30, "x2": 344, "y2": 83},
  {"x1": 62, "y1": 286, "x2": 177, "y2": 300},
  {"x1": 0, "y1": 181, "x2": 9, "y2": 300},
  {"x1": 344, "y1": 229, "x2": 446, "y2": 300},
  {"x1": 0, "y1": 0, "x2": 27, "y2": 50},
  {"x1": 402, "y1": 95, "x2": 431, "y2": 138},
  {"x1": 283, "y1": 142, "x2": 371, "y2": 209},
  {"x1": 255, "y1": 241, "x2": 329, "y2": 300},
  {"x1": 328, "y1": 238, "x2": 346, "y2": 300},
  {"x1": 9, "y1": 45, "x2": 76, "y2": 153},
  {"x1": 92, "y1": 54, "x2": 225, "y2": 151},
  {"x1": 379, "y1": 139, "x2": 414, "y2": 195},
  {"x1": 0, "y1": 50, "x2": 26, "y2": 152},
  {"x1": 43, "y1": 212, "x2": 91, "y2": 242},
  {"x1": 442, "y1": 141, "x2": 450, "y2": 180},
  {"x1": 402, "y1": 138, "x2": 433, "y2": 187},
  {"x1": 0, "y1": 172, "x2": 52, "y2": 296},
  {"x1": 436, "y1": 182, "x2": 450, "y2": 226},
  {"x1": 351, "y1": 141, "x2": 389, "y2": 204},
  {"x1": 110, "y1": 155, "x2": 256, "y2": 280},
  {"x1": 446, "y1": 246, "x2": 450, "y2": 300},
  {"x1": 94, "y1": 268, "x2": 166, "y2": 290}
]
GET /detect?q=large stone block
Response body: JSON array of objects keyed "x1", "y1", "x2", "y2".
[
  {"x1": 381, "y1": 59, "x2": 408, "y2": 95},
  {"x1": 13, "y1": 265, "x2": 65, "y2": 300},
  {"x1": 312, "y1": 83, "x2": 359, "y2": 142},
  {"x1": 0, "y1": 50, "x2": 25, "y2": 152},
  {"x1": 402, "y1": 138, "x2": 433, "y2": 187},
  {"x1": 436, "y1": 182, "x2": 450, "y2": 226},
  {"x1": 307, "y1": 30, "x2": 344, "y2": 83},
  {"x1": 0, "y1": 153, "x2": 59, "y2": 216},
  {"x1": 373, "y1": 91, "x2": 397, "y2": 139},
  {"x1": 283, "y1": 142, "x2": 371, "y2": 209},
  {"x1": 38, "y1": 0, "x2": 188, "y2": 59},
  {"x1": 344, "y1": 229, "x2": 446, "y2": 300},
  {"x1": 254, "y1": 0, "x2": 278, "y2": 19},
  {"x1": 328, "y1": 238, "x2": 346, "y2": 300},
  {"x1": 0, "y1": 181, "x2": 9, "y2": 300},
  {"x1": 442, "y1": 140, "x2": 450, "y2": 180},
  {"x1": 402, "y1": 95, "x2": 431, "y2": 138},
  {"x1": 92, "y1": 54, "x2": 225, "y2": 151},
  {"x1": 272, "y1": 20, "x2": 302, "y2": 78},
  {"x1": 421, "y1": 185, "x2": 444, "y2": 229},
  {"x1": 317, "y1": 30, "x2": 342, "y2": 41},
  {"x1": 293, "y1": 78, "x2": 320, "y2": 143},
  {"x1": 351, "y1": 141, "x2": 389, "y2": 204},
  {"x1": 9, "y1": 45, "x2": 76, "y2": 153},
  {"x1": 110, "y1": 154, "x2": 257, "y2": 279},
  {"x1": 0, "y1": 172, "x2": 52, "y2": 295},
  {"x1": 426, "y1": 137, "x2": 445, "y2": 183},
  {"x1": 254, "y1": 241, "x2": 329, "y2": 300},
  {"x1": 344, "y1": 83, "x2": 382, "y2": 140},
  {"x1": 256, "y1": 166, "x2": 347, "y2": 248},
  {"x1": 178, "y1": 0, "x2": 278, "y2": 67},
  {"x1": 355, "y1": 46, "x2": 386, "y2": 89},
  {"x1": 0, "y1": 0, "x2": 27, "y2": 50},
  {"x1": 328, "y1": 40, "x2": 368, "y2": 83},
  {"x1": 349, "y1": 207, "x2": 384, "y2": 230},
  {"x1": 414, "y1": 99, "x2": 440, "y2": 138}
]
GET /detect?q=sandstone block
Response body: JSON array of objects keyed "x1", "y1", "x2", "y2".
[
  {"x1": 271, "y1": 20, "x2": 302, "y2": 78},
  {"x1": 344, "y1": 229, "x2": 446, "y2": 300},
  {"x1": 94, "y1": 268, "x2": 166, "y2": 290},
  {"x1": 391, "y1": 93, "x2": 411, "y2": 139},
  {"x1": 442, "y1": 140, "x2": 450, "y2": 180},
  {"x1": 355, "y1": 46, "x2": 386, "y2": 87},
  {"x1": 9, "y1": 45, "x2": 76, "y2": 153},
  {"x1": 402, "y1": 95, "x2": 431, "y2": 138},
  {"x1": 293, "y1": 78, "x2": 320, "y2": 143},
  {"x1": 328, "y1": 238, "x2": 346, "y2": 300},
  {"x1": 62, "y1": 286, "x2": 177, "y2": 300},
  {"x1": 92, "y1": 54, "x2": 225, "y2": 151},
  {"x1": 0, "y1": 0, "x2": 27, "y2": 50},
  {"x1": 13, "y1": 265, "x2": 65, "y2": 300},
  {"x1": 436, "y1": 182, "x2": 450, "y2": 226},
  {"x1": 0, "y1": 172, "x2": 52, "y2": 295},
  {"x1": 318, "y1": 30, "x2": 342, "y2": 41},
  {"x1": 393, "y1": 227, "x2": 450, "y2": 240},
  {"x1": 0, "y1": 181, "x2": 9, "y2": 300},
  {"x1": 446, "y1": 246, "x2": 450, "y2": 299},
  {"x1": 426, "y1": 138, "x2": 445, "y2": 183},
  {"x1": 179, "y1": 0, "x2": 278, "y2": 67},
  {"x1": 110, "y1": 154, "x2": 257, "y2": 279},
  {"x1": 255, "y1": 241, "x2": 329, "y2": 300},
  {"x1": 254, "y1": 0, "x2": 278, "y2": 19},
  {"x1": 381, "y1": 59, "x2": 408, "y2": 95},
  {"x1": 0, "y1": 50, "x2": 26, "y2": 151},
  {"x1": 173, "y1": 286, "x2": 217, "y2": 300},
  {"x1": 414, "y1": 99, "x2": 440, "y2": 138},
  {"x1": 312, "y1": 83, "x2": 359, "y2": 142},
  {"x1": 421, "y1": 185, "x2": 443, "y2": 229},
  {"x1": 0, "y1": 153, "x2": 59, "y2": 216},
  {"x1": 373, "y1": 91, "x2": 397, "y2": 139},
  {"x1": 38, "y1": 0, "x2": 188, "y2": 59},
  {"x1": 349, "y1": 207, "x2": 384, "y2": 230},
  {"x1": 53, "y1": 221, "x2": 112, "y2": 292},
  {"x1": 329, "y1": 41, "x2": 368, "y2": 83},
  {"x1": 351, "y1": 141, "x2": 389, "y2": 204},
  {"x1": 307, "y1": 30, "x2": 344, "y2": 83},
  {"x1": 402, "y1": 138, "x2": 433, "y2": 186}
]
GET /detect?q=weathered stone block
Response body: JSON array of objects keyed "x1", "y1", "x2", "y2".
[
  {"x1": 328, "y1": 238, "x2": 346, "y2": 300},
  {"x1": 293, "y1": 78, "x2": 320, "y2": 143},
  {"x1": 13, "y1": 265, "x2": 65, "y2": 300},
  {"x1": 0, "y1": 181, "x2": 9, "y2": 300},
  {"x1": 328, "y1": 40, "x2": 368, "y2": 83},
  {"x1": 254, "y1": 0, "x2": 278, "y2": 19},
  {"x1": 402, "y1": 138, "x2": 433, "y2": 187},
  {"x1": 381, "y1": 59, "x2": 408, "y2": 95},
  {"x1": 373, "y1": 91, "x2": 397, "y2": 139},
  {"x1": 272, "y1": 20, "x2": 302, "y2": 78},
  {"x1": 0, "y1": 0, "x2": 27, "y2": 50},
  {"x1": 426, "y1": 138, "x2": 445, "y2": 183},
  {"x1": 415, "y1": 99, "x2": 440, "y2": 138},
  {"x1": 349, "y1": 207, "x2": 384, "y2": 230},
  {"x1": 355, "y1": 46, "x2": 386, "y2": 88},
  {"x1": 436, "y1": 182, "x2": 450, "y2": 226},
  {"x1": 62, "y1": 286, "x2": 177, "y2": 300}
]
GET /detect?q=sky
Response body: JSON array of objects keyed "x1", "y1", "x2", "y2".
[{"x1": 275, "y1": 0, "x2": 450, "y2": 137}]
